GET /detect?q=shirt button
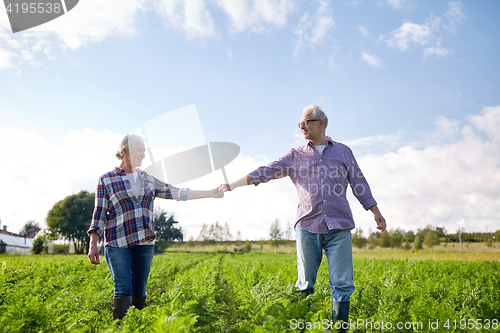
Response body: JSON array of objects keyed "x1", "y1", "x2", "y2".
[{"x1": 324, "y1": 200, "x2": 326, "y2": 202}]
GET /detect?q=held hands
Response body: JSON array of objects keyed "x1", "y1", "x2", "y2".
[{"x1": 211, "y1": 184, "x2": 226, "y2": 198}]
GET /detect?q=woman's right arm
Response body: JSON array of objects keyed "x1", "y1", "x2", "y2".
[
  {"x1": 88, "y1": 233, "x2": 100, "y2": 265},
  {"x1": 87, "y1": 176, "x2": 108, "y2": 264}
]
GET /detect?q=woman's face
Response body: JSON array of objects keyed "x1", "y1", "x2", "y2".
[{"x1": 126, "y1": 140, "x2": 146, "y2": 169}]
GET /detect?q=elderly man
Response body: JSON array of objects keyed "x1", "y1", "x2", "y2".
[{"x1": 226, "y1": 104, "x2": 386, "y2": 329}]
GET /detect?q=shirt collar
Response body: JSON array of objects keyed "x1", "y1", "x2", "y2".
[
  {"x1": 306, "y1": 136, "x2": 334, "y2": 148},
  {"x1": 114, "y1": 166, "x2": 144, "y2": 176},
  {"x1": 114, "y1": 167, "x2": 126, "y2": 175}
]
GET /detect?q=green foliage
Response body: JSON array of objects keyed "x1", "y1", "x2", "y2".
[
  {"x1": 1, "y1": 253, "x2": 498, "y2": 332},
  {"x1": 153, "y1": 208, "x2": 183, "y2": 242},
  {"x1": 404, "y1": 230, "x2": 415, "y2": 242},
  {"x1": 367, "y1": 233, "x2": 375, "y2": 250},
  {"x1": 352, "y1": 228, "x2": 367, "y2": 250},
  {"x1": 19, "y1": 220, "x2": 40, "y2": 236},
  {"x1": 46, "y1": 191, "x2": 94, "y2": 254},
  {"x1": 244, "y1": 240, "x2": 252, "y2": 253},
  {"x1": 390, "y1": 230, "x2": 403, "y2": 249},
  {"x1": 423, "y1": 229, "x2": 440, "y2": 250},
  {"x1": 379, "y1": 230, "x2": 391, "y2": 248},
  {"x1": 31, "y1": 237, "x2": 44, "y2": 254}
]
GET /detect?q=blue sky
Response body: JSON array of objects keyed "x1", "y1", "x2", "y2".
[{"x1": 1, "y1": 0, "x2": 499, "y2": 240}]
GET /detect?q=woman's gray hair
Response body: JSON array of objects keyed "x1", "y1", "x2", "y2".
[
  {"x1": 115, "y1": 134, "x2": 145, "y2": 160},
  {"x1": 303, "y1": 104, "x2": 328, "y2": 128}
]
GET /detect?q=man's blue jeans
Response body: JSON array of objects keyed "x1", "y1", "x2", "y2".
[
  {"x1": 295, "y1": 225, "x2": 354, "y2": 302},
  {"x1": 104, "y1": 245, "x2": 155, "y2": 298}
]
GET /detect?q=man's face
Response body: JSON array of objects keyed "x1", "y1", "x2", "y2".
[{"x1": 300, "y1": 111, "x2": 320, "y2": 141}]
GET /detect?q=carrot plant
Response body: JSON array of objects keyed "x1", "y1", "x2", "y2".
[{"x1": 0, "y1": 253, "x2": 498, "y2": 332}]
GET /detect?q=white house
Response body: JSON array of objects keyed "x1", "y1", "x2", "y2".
[{"x1": 0, "y1": 234, "x2": 34, "y2": 255}]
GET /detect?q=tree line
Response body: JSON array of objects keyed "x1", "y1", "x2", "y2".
[{"x1": 352, "y1": 225, "x2": 500, "y2": 252}]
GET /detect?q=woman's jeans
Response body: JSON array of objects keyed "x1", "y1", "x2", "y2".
[
  {"x1": 104, "y1": 245, "x2": 155, "y2": 298},
  {"x1": 295, "y1": 225, "x2": 354, "y2": 302}
]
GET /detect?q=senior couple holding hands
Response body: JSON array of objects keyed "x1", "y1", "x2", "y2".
[{"x1": 87, "y1": 104, "x2": 386, "y2": 330}]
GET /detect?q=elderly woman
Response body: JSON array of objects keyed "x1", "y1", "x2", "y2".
[{"x1": 87, "y1": 134, "x2": 224, "y2": 320}]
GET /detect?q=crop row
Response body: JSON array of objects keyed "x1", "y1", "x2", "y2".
[{"x1": 0, "y1": 253, "x2": 499, "y2": 332}]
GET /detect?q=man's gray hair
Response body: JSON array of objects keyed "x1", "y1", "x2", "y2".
[
  {"x1": 115, "y1": 134, "x2": 145, "y2": 160},
  {"x1": 303, "y1": 104, "x2": 328, "y2": 128}
]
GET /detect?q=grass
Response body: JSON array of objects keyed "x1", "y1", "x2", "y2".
[{"x1": 168, "y1": 241, "x2": 500, "y2": 261}]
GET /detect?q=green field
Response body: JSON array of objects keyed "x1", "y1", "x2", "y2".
[{"x1": 0, "y1": 253, "x2": 499, "y2": 332}]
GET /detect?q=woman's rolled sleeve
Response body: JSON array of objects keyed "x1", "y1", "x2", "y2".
[{"x1": 153, "y1": 177, "x2": 188, "y2": 201}]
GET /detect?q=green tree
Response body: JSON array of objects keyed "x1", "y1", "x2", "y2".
[
  {"x1": 424, "y1": 230, "x2": 440, "y2": 252},
  {"x1": 414, "y1": 234, "x2": 422, "y2": 251},
  {"x1": 404, "y1": 230, "x2": 415, "y2": 242},
  {"x1": 154, "y1": 208, "x2": 183, "y2": 242},
  {"x1": 379, "y1": 230, "x2": 391, "y2": 248},
  {"x1": 269, "y1": 218, "x2": 282, "y2": 254},
  {"x1": 46, "y1": 191, "x2": 94, "y2": 254},
  {"x1": 367, "y1": 233, "x2": 375, "y2": 250},
  {"x1": 391, "y1": 230, "x2": 403, "y2": 249},
  {"x1": 352, "y1": 228, "x2": 367, "y2": 252},
  {"x1": 31, "y1": 236, "x2": 45, "y2": 254},
  {"x1": 244, "y1": 240, "x2": 252, "y2": 253},
  {"x1": 19, "y1": 220, "x2": 40, "y2": 236}
]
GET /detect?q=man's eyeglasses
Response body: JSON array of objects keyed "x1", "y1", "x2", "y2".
[{"x1": 298, "y1": 119, "x2": 320, "y2": 128}]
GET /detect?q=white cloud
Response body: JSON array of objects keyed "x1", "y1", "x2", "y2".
[
  {"x1": 0, "y1": 125, "x2": 121, "y2": 234},
  {"x1": 424, "y1": 43, "x2": 450, "y2": 58},
  {"x1": 443, "y1": 1, "x2": 466, "y2": 33},
  {"x1": 0, "y1": 48, "x2": 15, "y2": 69},
  {"x1": 0, "y1": 0, "x2": 299, "y2": 70},
  {"x1": 381, "y1": 1, "x2": 464, "y2": 57},
  {"x1": 294, "y1": 0, "x2": 335, "y2": 56},
  {"x1": 344, "y1": 132, "x2": 403, "y2": 151},
  {"x1": 2, "y1": 106, "x2": 500, "y2": 239},
  {"x1": 349, "y1": 105, "x2": 500, "y2": 235},
  {"x1": 383, "y1": 22, "x2": 432, "y2": 51},
  {"x1": 469, "y1": 105, "x2": 500, "y2": 143},
  {"x1": 214, "y1": 0, "x2": 294, "y2": 34},
  {"x1": 383, "y1": 0, "x2": 415, "y2": 10},
  {"x1": 154, "y1": 0, "x2": 216, "y2": 39},
  {"x1": 360, "y1": 52, "x2": 382, "y2": 68},
  {"x1": 358, "y1": 25, "x2": 369, "y2": 36}
]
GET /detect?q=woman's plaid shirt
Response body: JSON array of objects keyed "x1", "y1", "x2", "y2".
[{"x1": 87, "y1": 167, "x2": 188, "y2": 248}]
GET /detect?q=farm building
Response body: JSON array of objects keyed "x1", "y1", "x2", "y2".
[{"x1": 0, "y1": 234, "x2": 34, "y2": 254}]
